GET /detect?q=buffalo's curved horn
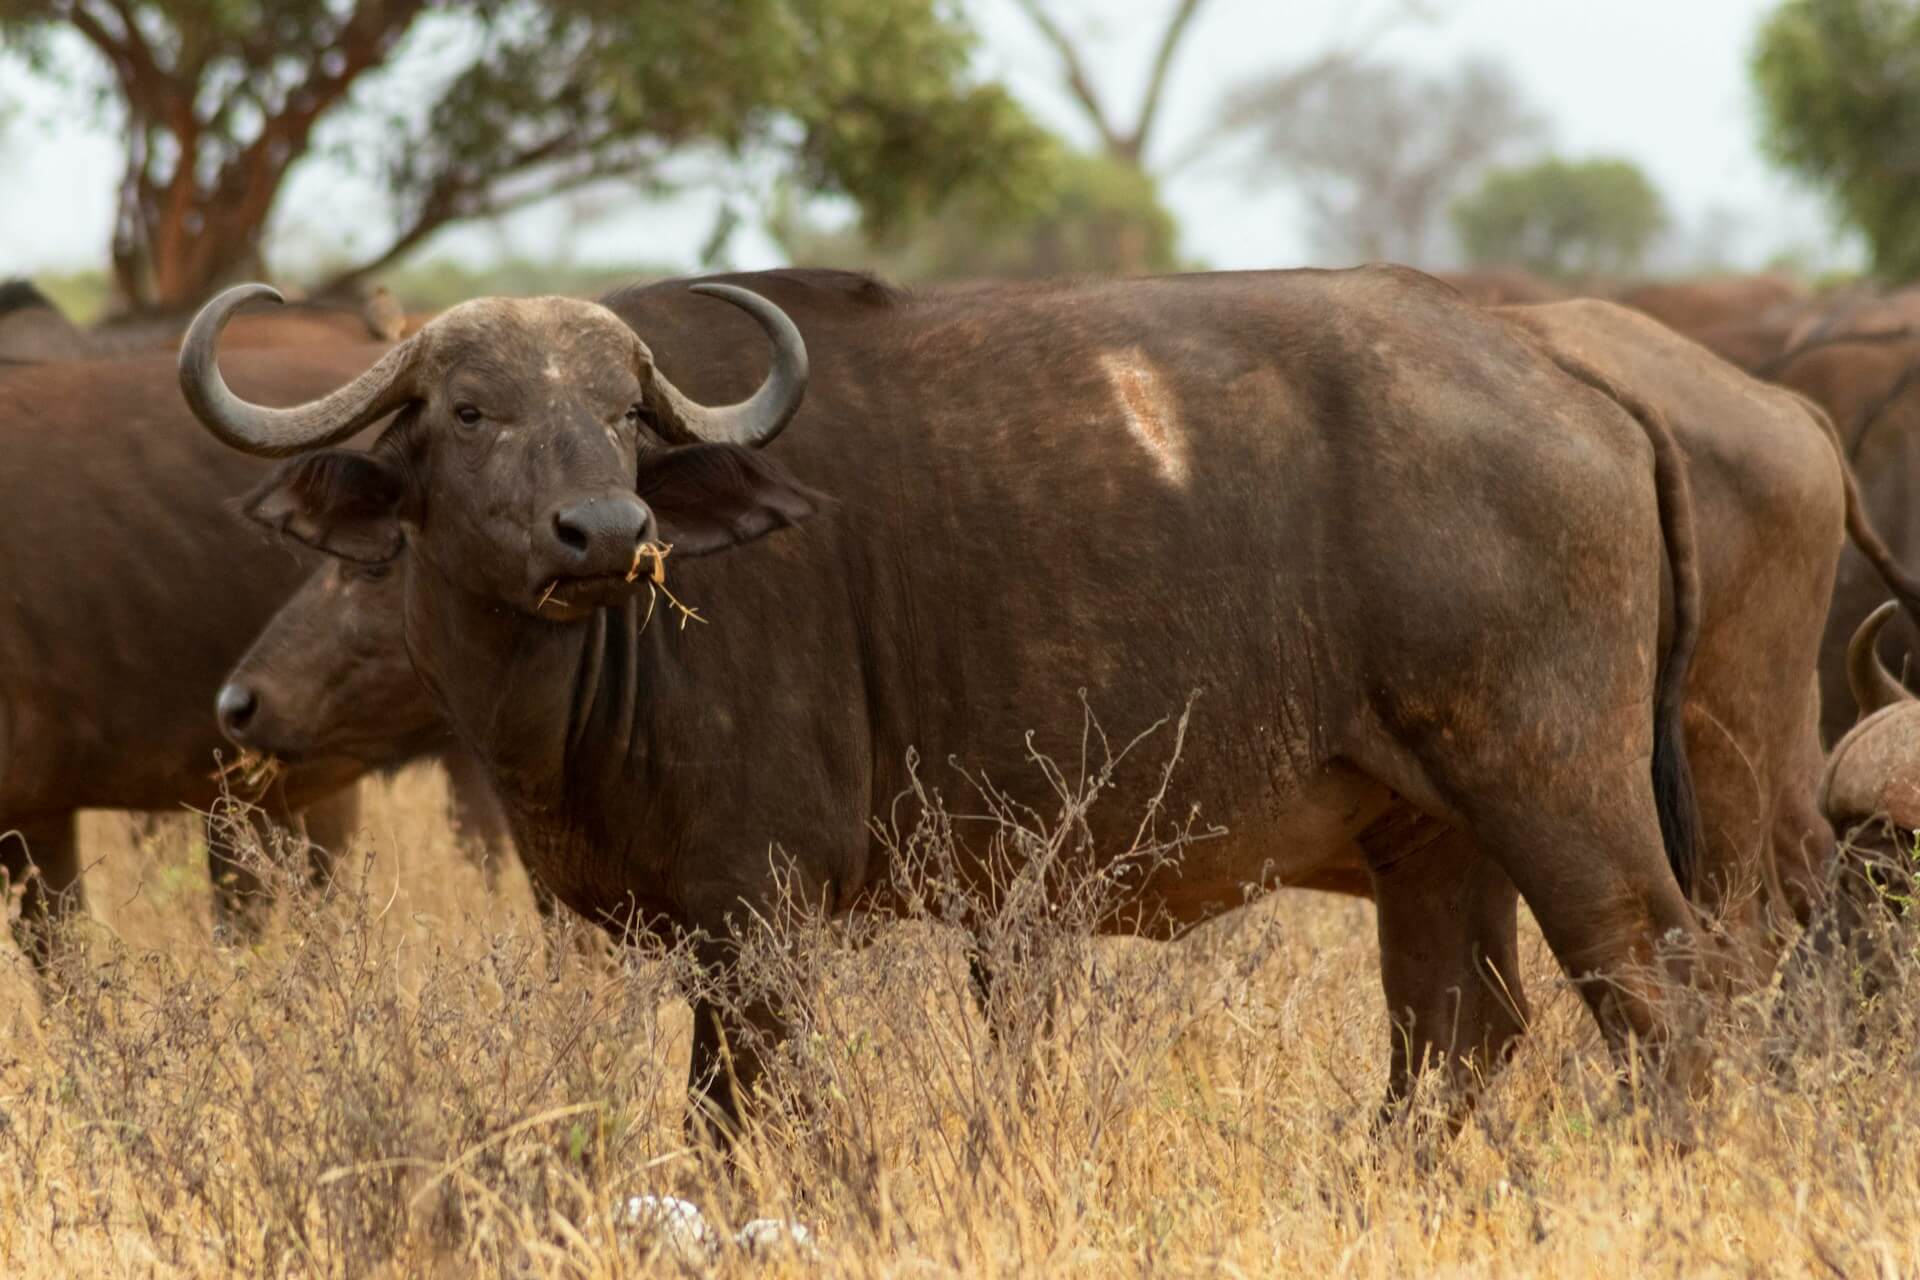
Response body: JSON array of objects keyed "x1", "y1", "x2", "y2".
[
  {"x1": 179, "y1": 284, "x2": 422, "y2": 457},
  {"x1": 1848, "y1": 600, "x2": 1912, "y2": 717},
  {"x1": 643, "y1": 283, "x2": 808, "y2": 448}
]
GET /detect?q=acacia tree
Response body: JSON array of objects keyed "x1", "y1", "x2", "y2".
[
  {"x1": 0, "y1": 0, "x2": 1049, "y2": 312},
  {"x1": 1753, "y1": 0, "x2": 1920, "y2": 281}
]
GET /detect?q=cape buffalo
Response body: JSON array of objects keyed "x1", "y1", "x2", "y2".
[
  {"x1": 225, "y1": 281, "x2": 1909, "y2": 1036},
  {"x1": 1823, "y1": 602, "x2": 1920, "y2": 839},
  {"x1": 0, "y1": 281, "x2": 91, "y2": 363},
  {"x1": 0, "y1": 350, "x2": 406, "y2": 970},
  {"x1": 1494, "y1": 300, "x2": 1850, "y2": 950},
  {"x1": 1430, "y1": 267, "x2": 1568, "y2": 306},
  {"x1": 0, "y1": 277, "x2": 398, "y2": 364},
  {"x1": 182, "y1": 265, "x2": 1712, "y2": 1139},
  {"x1": 1614, "y1": 274, "x2": 1808, "y2": 343},
  {"x1": 1763, "y1": 331, "x2": 1920, "y2": 746},
  {"x1": 1806, "y1": 602, "x2": 1920, "y2": 999}
]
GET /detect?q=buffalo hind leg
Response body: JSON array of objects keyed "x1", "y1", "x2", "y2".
[
  {"x1": 1461, "y1": 762, "x2": 1708, "y2": 1093},
  {"x1": 2, "y1": 814, "x2": 84, "y2": 976},
  {"x1": 1370, "y1": 823, "x2": 1530, "y2": 1126}
]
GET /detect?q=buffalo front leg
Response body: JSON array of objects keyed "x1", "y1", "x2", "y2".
[
  {"x1": 206, "y1": 805, "x2": 270, "y2": 942},
  {"x1": 207, "y1": 785, "x2": 358, "y2": 941},
  {"x1": 444, "y1": 749, "x2": 513, "y2": 892},
  {"x1": 684, "y1": 933, "x2": 792, "y2": 1152},
  {"x1": 299, "y1": 787, "x2": 361, "y2": 890},
  {"x1": 2, "y1": 814, "x2": 84, "y2": 975},
  {"x1": 1369, "y1": 823, "x2": 1530, "y2": 1123}
]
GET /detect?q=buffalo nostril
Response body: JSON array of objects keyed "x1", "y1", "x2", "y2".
[
  {"x1": 216, "y1": 682, "x2": 258, "y2": 736},
  {"x1": 552, "y1": 511, "x2": 590, "y2": 554}
]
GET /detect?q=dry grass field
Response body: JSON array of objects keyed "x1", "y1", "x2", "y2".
[{"x1": 3, "y1": 764, "x2": 1919, "y2": 1277}]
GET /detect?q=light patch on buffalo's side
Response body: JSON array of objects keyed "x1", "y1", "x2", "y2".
[
  {"x1": 544, "y1": 358, "x2": 563, "y2": 382},
  {"x1": 1099, "y1": 349, "x2": 1188, "y2": 485}
]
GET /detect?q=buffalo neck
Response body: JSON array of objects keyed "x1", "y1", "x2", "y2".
[
  {"x1": 399, "y1": 555, "x2": 650, "y2": 811},
  {"x1": 398, "y1": 530, "x2": 880, "y2": 923}
]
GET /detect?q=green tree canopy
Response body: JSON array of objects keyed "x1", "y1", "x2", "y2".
[
  {"x1": 0, "y1": 0, "x2": 1051, "y2": 313},
  {"x1": 1753, "y1": 0, "x2": 1920, "y2": 281},
  {"x1": 1451, "y1": 156, "x2": 1667, "y2": 279},
  {"x1": 772, "y1": 147, "x2": 1181, "y2": 282}
]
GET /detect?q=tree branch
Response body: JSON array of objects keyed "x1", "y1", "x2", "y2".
[
  {"x1": 314, "y1": 136, "x2": 671, "y2": 297},
  {"x1": 1009, "y1": 0, "x2": 1123, "y2": 153},
  {"x1": 186, "y1": 0, "x2": 426, "y2": 298},
  {"x1": 1128, "y1": 0, "x2": 1207, "y2": 163}
]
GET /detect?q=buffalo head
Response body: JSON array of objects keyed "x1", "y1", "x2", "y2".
[
  {"x1": 180, "y1": 284, "x2": 821, "y2": 621},
  {"x1": 1823, "y1": 601, "x2": 1920, "y2": 840},
  {"x1": 217, "y1": 557, "x2": 444, "y2": 769}
]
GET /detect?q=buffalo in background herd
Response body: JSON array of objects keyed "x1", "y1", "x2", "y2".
[{"x1": 6, "y1": 260, "x2": 1920, "y2": 1144}]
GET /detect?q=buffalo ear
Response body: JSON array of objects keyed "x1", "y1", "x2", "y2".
[
  {"x1": 243, "y1": 449, "x2": 409, "y2": 563},
  {"x1": 636, "y1": 443, "x2": 826, "y2": 558}
]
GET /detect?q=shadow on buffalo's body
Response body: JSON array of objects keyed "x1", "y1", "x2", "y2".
[{"x1": 181, "y1": 264, "x2": 1734, "y2": 1145}]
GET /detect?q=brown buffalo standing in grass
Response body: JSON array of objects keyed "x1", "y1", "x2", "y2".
[
  {"x1": 1760, "y1": 328, "x2": 1920, "y2": 747},
  {"x1": 218, "y1": 277, "x2": 1920, "y2": 1108},
  {"x1": 183, "y1": 265, "x2": 1722, "y2": 1141},
  {"x1": 0, "y1": 350, "x2": 407, "y2": 969},
  {"x1": 1491, "y1": 301, "x2": 1920, "y2": 948}
]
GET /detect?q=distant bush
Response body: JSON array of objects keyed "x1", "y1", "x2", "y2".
[{"x1": 1453, "y1": 155, "x2": 1668, "y2": 280}]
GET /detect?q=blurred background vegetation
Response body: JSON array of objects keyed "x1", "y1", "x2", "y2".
[{"x1": 0, "y1": 0, "x2": 1908, "y2": 319}]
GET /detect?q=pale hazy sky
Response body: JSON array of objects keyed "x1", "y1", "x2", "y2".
[{"x1": 0, "y1": 0, "x2": 1853, "y2": 280}]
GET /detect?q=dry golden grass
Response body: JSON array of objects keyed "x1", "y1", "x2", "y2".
[{"x1": 2, "y1": 763, "x2": 1918, "y2": 1277}]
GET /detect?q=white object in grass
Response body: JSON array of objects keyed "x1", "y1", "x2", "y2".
[
  {"x1": 736, "y1": 1216, "x2": 816, "y2": 1257},
  {"x1": 616, "y1": 1194, "x2": 717, "y2": 1260},
  {"x1": 614, "y1": 1194, "x2": 817, "y2": 1261}
]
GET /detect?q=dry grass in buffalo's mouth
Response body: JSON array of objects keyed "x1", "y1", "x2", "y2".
[
  {"x1": 534, "y1": 541, "x2": 705, "y2": 629},
  {"x1": 628, "y1": 540, "x2": 704, "y2": 630},
  {"x1": 209, "y1": 747, "x2": 284, "y2": 792}
]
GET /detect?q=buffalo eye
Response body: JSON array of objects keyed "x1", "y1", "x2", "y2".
[
  {"x1": 625, "y1": 403, "x2": 646, "y2": 426},
  {"x1": 357, "y1": 562, "x2": 394, "y2": 582},
  {"x1": 454, "y1": 403, "x2": 483, "y2": 427}
]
